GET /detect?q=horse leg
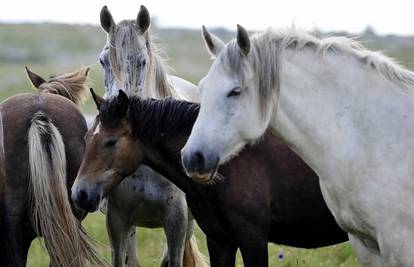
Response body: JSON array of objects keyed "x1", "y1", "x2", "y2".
[
  {"x1": 3, "y1": 218, "x2": 33, "y2": 267},
  {"x1": 126, "y1": 227, "x2": 142, "y2": 267},
  {"x1": 106, "y1": 207, "x2": 130, "y2": 267},
  {"x1": 348, "y1": 234, "x2": 384, "y2": 267},
  {"x1": 206, "y1": 237, "x2": 237, "y2": 267},
  {"x1": 162, "y1": 201, "x2": 187, "y2": 267},
  {"x1": 238, "y1": 232, "x2": 268, "y2": 267}
]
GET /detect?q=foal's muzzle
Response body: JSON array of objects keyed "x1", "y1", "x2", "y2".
[
  {"x1": 181, "y1": 149, "x2": 220, "y2": 183},
  {"x1": 71, "y1": 180, "x2": 102, "y2": 213}
]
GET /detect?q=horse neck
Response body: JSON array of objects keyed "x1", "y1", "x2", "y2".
[{"x1": 273, "y1": 49, "x2": 414, "y2": 177}]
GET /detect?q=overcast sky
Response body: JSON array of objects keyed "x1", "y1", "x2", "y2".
[{"x1": 2, "y1": 0, "x2": 414, "y2": 35}]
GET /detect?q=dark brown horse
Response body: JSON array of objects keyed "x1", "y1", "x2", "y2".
[
  {"x1": 0, "y1": 67, "x2": 102, "y2": 266},
  {"x1": 72, "y1": 90, "x2": 348, "y2": 267}
]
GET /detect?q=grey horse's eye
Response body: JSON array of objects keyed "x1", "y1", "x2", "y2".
[
  {"x1": 99, "y1": 58, "x2": 104, "y2": 66},
  {"x1": 227, "y1": 87, "x2": 241, "y2": 97}
]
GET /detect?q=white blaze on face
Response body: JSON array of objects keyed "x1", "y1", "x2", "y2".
[{"x1": 93, "y1": 122, "x2": 101, "y2": 135}]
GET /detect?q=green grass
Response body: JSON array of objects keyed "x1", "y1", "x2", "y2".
[{"x1": 27, "y1": 212, "x2": 359, "y2": 267}]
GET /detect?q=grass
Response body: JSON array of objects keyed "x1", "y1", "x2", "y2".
[{"x1": 27, "y1": 212, "x2": 359, "y2": 267}]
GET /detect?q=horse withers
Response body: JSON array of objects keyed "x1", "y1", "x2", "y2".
[
  {"x1": 72, "y1": 90, "x2": 347, "y2": 267},
  {"x1": 0, "y1": 67, "x2": 102, "y2": 266}
]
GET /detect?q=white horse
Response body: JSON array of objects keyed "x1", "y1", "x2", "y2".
[
  {"x1": 182, "y1": 25, "x2": 414, "y2": 267},
  {"x1": 97, "y1": 5, "x2": 205, "y2": 267}
]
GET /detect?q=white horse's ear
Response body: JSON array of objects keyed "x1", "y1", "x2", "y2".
[
  {"x1": 25, "y1": 66, "x2": 46, "y2": 89},
  {"x1": 100, "y1": 6, "x2": 115, "y2": 33},
  {"x1": 202, "y1": 25, "x2": 225, "y2": 59},
  {"x1": 137, "y1": 5, "x2": 150, "y2": 34},
  {"x1": 236, "y1": 24, "x2": 250, "y2": 56}
]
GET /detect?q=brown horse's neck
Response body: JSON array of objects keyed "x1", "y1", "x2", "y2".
[
  {"x1": 100, "y1": 96, "x2": 200, "y2": 188},
  {"x1": 127, "y1": 97, "x2": 199, "y2": 146},
  {"x1": 123, "y1": 97, "x2": 198, "y2": 188}
]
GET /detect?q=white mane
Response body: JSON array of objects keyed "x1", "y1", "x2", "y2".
[
  {"x1": 265, "y1": 27, "x2": 414, "y2": 88},
  {"x1": 218, "y1": 26, "x2": 414, "y2": 120},
  {"x1": 222, "y1": 26, "x2": 414, "y2": 93}
]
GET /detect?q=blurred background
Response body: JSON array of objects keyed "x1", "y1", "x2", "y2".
[{"x1": 2, "y1": 1, "x2": 414, "y2": 266}]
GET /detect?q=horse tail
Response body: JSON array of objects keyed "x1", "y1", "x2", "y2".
[
  {"x1": 183, "y1": 236, "x2": 208, "y2": 267},
  {"x1": 28, "y1": 111, "x2": 103, "y2": 266}
]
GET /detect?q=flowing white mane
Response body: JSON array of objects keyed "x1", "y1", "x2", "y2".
[
  {"x1": 219, "y1": 26, "x2": 414, "y2": 119},
  {"x1": 268, "y1": 27, "x2": 414, "y2": 87},
  {"x1": 222, "y1": 27, "x2": 414, "y2": 90}
]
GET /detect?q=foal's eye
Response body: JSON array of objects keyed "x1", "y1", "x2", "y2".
[
  {"x1": 227, "y1": 87, "x2": 241, "y2": 97},
  {"x1": 104, "y1": 138, "x2": 118, "y2": 147},
  {"x1": 141, "y1": 59, "x2": 147, "y2": 67}
]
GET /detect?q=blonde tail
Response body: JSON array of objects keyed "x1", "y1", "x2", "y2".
[
  {"x1": 28, "y1": 111, "x2": 103, "y2": 266},
  {"x1": 183, "y1": 236, "x2": 209, "y2": 267}
]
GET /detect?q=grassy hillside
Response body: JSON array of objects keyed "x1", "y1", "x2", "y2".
[{"x1": 3, "y1": 22, "x2": 414, "y2": 266}]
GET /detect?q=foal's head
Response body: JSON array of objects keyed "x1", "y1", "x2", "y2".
[
  {"x1": 71, "y1": 90, "x2": 141, "y2": 212},
  {"x1": 25, "y1": 66, "x2": 90, "y2": 105},
  {"x1": 98, "y1": 5, "x2": 151, "y2": 97}
]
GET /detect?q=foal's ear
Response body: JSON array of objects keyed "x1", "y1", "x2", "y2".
[
  {"x1": 202, "y1": 25, "x2": 226, "y2": 59},
  {"x1": 117, "y1": 90, "x2": 129, "y2": 117},
  {"x1": 90, "y1": 88, "x2": 104, "y2": 111},
  {"x1": 100, "y1": 6, "x2": 115, "y2": 33},
  {"x1": 137, "y1": 5, "x2": 150, "y2": 34},
  {"x1": 236, "y1": 24, "x2": 250, "y2": 56},
  {"x1": 25, "y1": 66, "x2": 46, "y2": 89}
]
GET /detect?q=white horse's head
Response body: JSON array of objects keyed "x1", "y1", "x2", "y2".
[
  {"x1": 182, "y1": 25, "x2": 275, "y2": 182},
  {"x1": 98, "y1": 5, "x2": 151, "y2": 97}
]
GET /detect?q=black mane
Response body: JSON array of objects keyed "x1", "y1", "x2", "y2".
[{"x1": 100, "y1": 96, "x2": 200, "y2": 143}]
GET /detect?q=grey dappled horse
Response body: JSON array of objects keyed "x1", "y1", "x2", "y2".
[{"x1": 96, "y1": 5, "x2": 205, "y2": 267}]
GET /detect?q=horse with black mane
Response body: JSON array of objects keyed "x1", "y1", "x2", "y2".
[
  {"x1": 0, "y1": 67, "x2": 102, "y2": 266},
  {"x1": 72, "y1": 90, "x2": 348, "y2": 267}
]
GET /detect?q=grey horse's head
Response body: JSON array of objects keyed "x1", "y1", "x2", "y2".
[{"x1": 98, "y1": 5, "x2": 151, "y2": 97}]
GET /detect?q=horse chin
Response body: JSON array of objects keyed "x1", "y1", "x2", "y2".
[{"x1": 187, "y1": 168, "x2": 219, "y2": 184}]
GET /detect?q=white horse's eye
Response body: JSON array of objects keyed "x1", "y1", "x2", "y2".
[{"x1": 227, "y1": 87, "x2": 241, "y2": 97}]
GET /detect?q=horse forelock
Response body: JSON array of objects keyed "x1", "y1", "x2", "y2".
[
  {"x1": 219, "y1": 39, "x2": 278, "y2": 122},
  {"x1": 107, "y1": 20, "x2": 175, "y2": 98}
]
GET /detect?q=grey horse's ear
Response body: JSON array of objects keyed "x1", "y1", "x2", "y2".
[
  {"x1": 137, "y1": 5, "x2": 150, "y2": 34},
  {"x1": 236, "y1": 24, "x2": 250, "y2": 56},
  {"x1": 25, "y1": 66, "x2": 46, "y2": 89},
  {"x1": 90, "y1": 88, "x2": 104, "y2": 111},
  {"x1": 100, "y1": 6, "x2": 115, "y2": 33},
  {"x1": 202, "y1": 25, "x2": 225, "y2": 59}
]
